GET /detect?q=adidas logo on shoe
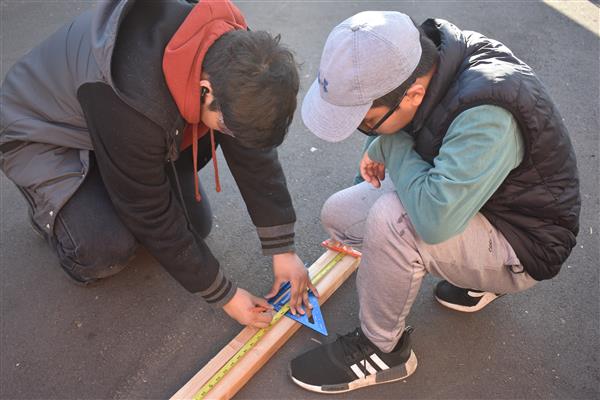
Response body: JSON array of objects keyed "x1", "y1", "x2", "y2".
[{"x1": 290, "y1": 327, "x2": 417, "y2": 394}]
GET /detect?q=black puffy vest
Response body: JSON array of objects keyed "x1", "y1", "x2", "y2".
[{"x1": 408, "y1": 19, "x2": 580, "y2": 280}]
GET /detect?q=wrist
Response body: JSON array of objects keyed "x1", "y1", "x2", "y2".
[
  {"x1": 220, "y1": 286, "x2": 239, "y2": 310},
  {"x1": 272, "y1": 251, "x2": 295, "y2": 261},
  {"x1": 367, "y1": 137, "x2": 385, "y2": 163}
]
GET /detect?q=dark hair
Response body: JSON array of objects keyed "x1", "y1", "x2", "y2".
[
  {"x1": 202, "y1": 30, "x2": 300, "y2": 148},
  {"x1": 372, "y1": 27, "x2": 439, "y2": 108}
]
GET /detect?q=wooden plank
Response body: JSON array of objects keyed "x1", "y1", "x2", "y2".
[{"x1": 171, "y1": 249, "x2": 360, "y2": 400}]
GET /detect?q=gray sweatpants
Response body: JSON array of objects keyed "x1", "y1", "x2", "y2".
[{"x1": 321, "y1": 178, "x2": 537, "y2": 352}]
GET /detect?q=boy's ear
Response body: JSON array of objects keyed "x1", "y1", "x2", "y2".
[
  {"x1": 406, "y1": 83, "x2": 426, "y2": 107},
  {"x1": 199, "y1": 79, "x2": 213, "y2": 104},
  {"x1": 200, "y1": 79, "x2": 212, "y2": 93}
]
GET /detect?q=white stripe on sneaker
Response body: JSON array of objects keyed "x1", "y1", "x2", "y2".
[
  {"x1": 350, "y1": 364, "x2": 365, "y2": 379},
  {"x1": 436, "y1": 292, "x2": 502, "y2": 313},
  {"x1": 291, "y1": 351, "x2": 419, "y2": 395},
  {"x1": 362, "y1": 360, "x2": 377, "y2": 375},
  {"x1": 370, "y1": 353, "x2": 390, "y2": 370},
  {"x1": 467, "y1": 290, "x2": 485, "y2": 298}
]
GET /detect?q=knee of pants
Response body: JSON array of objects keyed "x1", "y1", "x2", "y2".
[
  {"x1": 364, "y1": 192, "x2": 411, "y2": 244},
  {"x1": 54, "y1": 228, "x2": 137, "y2": 280},
  {"x1": 191, "y1": 213, "x2": 213, "y2": 239},
  {"x1": 181, "y1": 179, "x2": 213, "y2": 239},
  {"x1": 320, "y1": 191, "x2": 346, "y2": 236},
  {"x1": 187, "y1": 194, "x2": 213, "y2": 239}
]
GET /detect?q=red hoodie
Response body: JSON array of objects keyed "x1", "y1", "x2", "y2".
[{"x1": 162, "y1": 0, "x2": 247, "y2": 201}]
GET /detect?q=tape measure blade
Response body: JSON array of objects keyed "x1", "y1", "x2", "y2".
[
  {"x1": 308, "y1": 250, "x2": 341, "y2": 281},
  {"x1": 311, "y1": 253, "x2": 345, "y2": 285},
  {"x1": 192, "y1": 251, "x2": 349, "y2": 399}
]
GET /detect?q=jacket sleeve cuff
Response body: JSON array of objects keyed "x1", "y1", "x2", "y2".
[
  {"x1": 257, "y1": 223, "x2": 296, "y2": 256},
  {"x1": 198, "y1": 269, "x2": 238, "y2": 308},
  {"x1": 367, "y1": 136, "x2": 386, "y2": 163}
]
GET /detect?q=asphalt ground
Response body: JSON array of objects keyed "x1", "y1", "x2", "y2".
[{"x1": 1, "y1": 1, "x2": 598, "y2": 399}]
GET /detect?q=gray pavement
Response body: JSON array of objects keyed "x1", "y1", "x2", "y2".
[{"x1": 1, "y1": 1, "x2": 598, "y2": 399}]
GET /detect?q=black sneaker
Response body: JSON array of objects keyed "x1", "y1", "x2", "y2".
[
  {"x1": 435, "y1": 280, "x2": 504, "y2": 312},
  {"x1": 289, "y1": 326, "x2": 417, "y2": 394}
]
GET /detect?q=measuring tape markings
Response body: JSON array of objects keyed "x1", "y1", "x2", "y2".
[{"x1": 193, "y1": 252, "x2": 346, "y2": 400}]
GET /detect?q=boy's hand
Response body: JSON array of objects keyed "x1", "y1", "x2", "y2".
[
  {"x1": 360, "y1": 152, "x2": 385, "y2": 188},
  {"x1": 222, "y1": 288, "x2": 274, "y2": 328},
  {"x1": 266, "y1": 252, "x2": 318, "y2": 316}
]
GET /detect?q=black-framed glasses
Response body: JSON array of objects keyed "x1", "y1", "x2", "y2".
[
  {"x1": 357, "y1": 83, "x2": 413, "y2": 137},
  {"x1": 357, "y1": 99, "x2": 401, "y2": 137}
]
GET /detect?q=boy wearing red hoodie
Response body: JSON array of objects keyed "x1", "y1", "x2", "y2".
[{"x1": 0, "y1": 0, "x2": 312, "y2": 327}]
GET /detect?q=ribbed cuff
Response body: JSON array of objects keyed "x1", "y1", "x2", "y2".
[
  {"x1": 211, "y1": 283, "x2": 237, "y2": 309},
  {"x1": 262, "y1": 242, "x2": 296, "y2": 256},
  {"x1": 257, "y1": 223, "x2": 296, "y2": 256},
  {"x1": 198, "y1": 269, "x2": 238, "y2": 308},
  {"x1": 367, "y1": 136, "x2": 386, "y2": 163}
]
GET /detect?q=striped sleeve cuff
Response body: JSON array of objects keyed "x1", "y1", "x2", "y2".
[
  {"x1": 198, "y1": 269, "x2": 238, "y2": 308},
  {"x1": 257, "y1": 223, "x2": 296, "y2": 256}
]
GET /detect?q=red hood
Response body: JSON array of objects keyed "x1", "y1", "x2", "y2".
[
  {"x1": 163, "y1": 0, "x2": 247, "y2": 125},
  {"x1": 162, "y1": 0, "x2": 247, "y2": 202}
]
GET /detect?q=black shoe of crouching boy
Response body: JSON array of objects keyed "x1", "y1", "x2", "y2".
[
  {"x1": 435, "y1": 280, "x2": 505, "y2": 312},
  {"x1": 289, "y1": 326, "x2": 417, "y2": 394}
]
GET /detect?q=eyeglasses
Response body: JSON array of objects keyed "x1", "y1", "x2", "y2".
[
  {"x1": 357, "y1": 83, "x2": 412, "y2": 137},
  {"x1": 357, "y1": 99, "x2": 402, "y2": 137}
]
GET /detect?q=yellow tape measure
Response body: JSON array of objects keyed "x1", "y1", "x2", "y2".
[{"x1": 194, "y1": 252, "x2": 346, "y2": 400}]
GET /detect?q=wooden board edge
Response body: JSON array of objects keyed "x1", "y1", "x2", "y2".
[{"x1": 170, "y1": 250, "x2": 358, "y2": 399}]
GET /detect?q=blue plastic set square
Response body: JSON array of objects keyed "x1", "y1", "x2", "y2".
[
  {"x1": 266, "y1": 240, "x2": 362, "y2": 336},
  {"x1": 267, "y1": 282, "x2": 328, "y2": 335}
]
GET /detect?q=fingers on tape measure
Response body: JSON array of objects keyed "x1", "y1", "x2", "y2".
[{"x1": 194, "y1": 253, "x2": 346, "y2": 399}]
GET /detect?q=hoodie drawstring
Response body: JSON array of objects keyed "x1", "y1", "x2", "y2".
[
  {"x1": 210, "y1": 128, "x2": 221, "y2": 193},
  {"x1": 192, "y1": 124, "x2": 200, "y2": 201},
  {"x1": 192, "y1": 124, "x2": 221, "y2": 202}
]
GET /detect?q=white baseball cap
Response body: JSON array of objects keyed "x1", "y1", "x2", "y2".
[{"x1": 302, "y1": 11, "x2": 422, "y2": 142}]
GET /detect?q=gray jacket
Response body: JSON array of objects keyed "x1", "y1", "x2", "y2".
[
  {"x1": 1, "y1": 8, "x2": 101, "y2": 232},
  {"x1": 1, "y1": 1, "x2": 297, "y2": 305}
]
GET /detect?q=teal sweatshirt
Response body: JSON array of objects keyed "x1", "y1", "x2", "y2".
[{"x1": 365, "y1": 105, "x2": 523, "y2": 244}]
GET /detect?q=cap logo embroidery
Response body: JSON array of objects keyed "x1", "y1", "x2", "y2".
[{"x1": 317, "y1": 70, "x2": 329, "y2": 93}]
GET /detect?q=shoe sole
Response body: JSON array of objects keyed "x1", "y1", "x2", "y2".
[
  {"x1": 290, "y1": 350, "x2": 418, "y2": 394},
  {"x1": 435, "y1": 292, "x2": 504, "y2": 313}
]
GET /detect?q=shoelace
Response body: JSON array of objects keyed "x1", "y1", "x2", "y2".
[{"x1": 338, "y1": 329, "x2": 373, "y2": 371}]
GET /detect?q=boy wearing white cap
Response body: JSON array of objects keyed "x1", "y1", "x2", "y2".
[{"x1": 290, "y1": 11, "x2": 579, "y2": 393}]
